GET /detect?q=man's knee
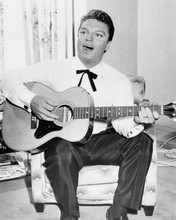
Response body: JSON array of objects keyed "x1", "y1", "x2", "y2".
[
  {"x1": 44, "y1": 138, "x2": 75, "y2": 163},
  {"x1": 140, "y1": 132, "x2": 153, "y2": 157}
]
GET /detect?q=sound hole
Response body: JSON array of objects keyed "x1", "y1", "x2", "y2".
[{"x1": 54, "y1": 105, "x2": 73, "y2": 125}]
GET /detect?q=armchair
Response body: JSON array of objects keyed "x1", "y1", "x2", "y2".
[{"x1": 30, "y1": 76, "x2": 157, "y2": 216}]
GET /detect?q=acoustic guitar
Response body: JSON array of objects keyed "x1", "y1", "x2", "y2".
[{"x1": 2, "y1": 82, "x2": 176, "y2": 151}]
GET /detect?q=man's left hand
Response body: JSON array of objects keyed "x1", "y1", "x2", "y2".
[{"x1": 134, "y1": 106, "x2": 160, "y2": 124}]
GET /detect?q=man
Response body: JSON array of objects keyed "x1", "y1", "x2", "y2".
[{"x1": 1, "y1": 9, "x2": 159, "y2": 220}]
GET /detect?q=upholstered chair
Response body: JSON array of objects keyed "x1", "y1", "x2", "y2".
[{"x1": 30, "y1": 76, "x2": 157, "y2": 216}]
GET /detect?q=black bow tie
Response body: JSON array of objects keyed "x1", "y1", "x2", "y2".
[{"x1": 76, "y1": 69, "x2": 97, "y2": 92}]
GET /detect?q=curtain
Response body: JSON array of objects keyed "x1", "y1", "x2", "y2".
[
  {"x1": 0, "y1": 0, "x2": 4, "y2": 76},
  {"x1": 0, "y1": 0, "x2": 87, "y2": 77},
  {"x1": 20, "y1": 0, "x2": 76, "y2": 64}
]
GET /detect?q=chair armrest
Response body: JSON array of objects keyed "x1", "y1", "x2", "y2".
[{"x1": 129, "y1": 76, "x2": 146, "y2": 105}]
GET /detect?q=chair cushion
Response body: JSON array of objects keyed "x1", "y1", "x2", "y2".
[{"x1": 78, "y1": 165, "x2": 119, "y2": 185}]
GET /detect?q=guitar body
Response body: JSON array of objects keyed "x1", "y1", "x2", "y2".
[{"x1": 2, "y1": 83, "x2": 94, "y2": 151}]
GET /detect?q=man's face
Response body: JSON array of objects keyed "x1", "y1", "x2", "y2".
[{"x1": 77, "y1": 19, "x2": 111, "y2": 68}]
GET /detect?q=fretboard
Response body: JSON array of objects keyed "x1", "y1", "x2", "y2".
[{"x1": 73, "y1": 105, "x2": 162, "y2": 119}]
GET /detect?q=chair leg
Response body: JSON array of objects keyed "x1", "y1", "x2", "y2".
[
  {"x1": 142, "y1": 205, "x2": 154, "y2": 216},
  {"x1": 34, "y1": 203, "x2": 45, "y2": 213}
]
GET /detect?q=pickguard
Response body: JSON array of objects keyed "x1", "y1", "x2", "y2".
[{"x1": 34, "y1": 120, "x2": 63, "y2": 139}]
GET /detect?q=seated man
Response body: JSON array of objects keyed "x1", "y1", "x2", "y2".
[{"x1": 0, "y1": 9, "x2": 159, "y2": 220}]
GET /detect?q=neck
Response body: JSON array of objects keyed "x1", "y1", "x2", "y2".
[
  {"x1": 78, "y1": 57, "x2": 101, "y2": 69},
  {"x1": 72, "y1": 105, "x2": 162, "y2": 119}
]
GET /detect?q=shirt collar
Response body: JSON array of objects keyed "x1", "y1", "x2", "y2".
[{"x1": 72, "y1": 56, "x2": 104, "y2": 76}]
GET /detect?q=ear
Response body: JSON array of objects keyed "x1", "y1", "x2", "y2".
[{"x1": 104, "y1": 41, "x2": 111, "y2": 53}]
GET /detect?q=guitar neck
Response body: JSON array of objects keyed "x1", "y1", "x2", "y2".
[{"x1": 73, "y1": 105, "x2": 162, "y2": 119}]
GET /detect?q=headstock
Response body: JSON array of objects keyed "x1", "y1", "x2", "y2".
[{"x1": 163, "y1": 102, "x2": 176, "y2": 119}]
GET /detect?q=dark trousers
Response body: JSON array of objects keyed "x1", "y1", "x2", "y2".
[{"x1": 43, "y1": 129, "x2": 153, "y2": 218}]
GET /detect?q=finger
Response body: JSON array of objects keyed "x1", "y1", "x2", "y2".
[
  {"x1": 134, "y1": 115, "x2": 140, "y2": 124},
  {"x1": 153, "y1": 111, "x2": 160, "y2": 120},
  {"x1": 46, "y1": 98, "x2": 58, "y2": 107},
  {"x1": 138, "y1": 108, "x2": 152, "y2": 124},
  {"x1": 139, "y1": 107, "x2": 148, "y2": 122},
  {"x1": 145, "y1": 107, "x2": 160, "y2": 123},
  {"x1": 145, "y1": 107, "x2": 153, "y2": 120},
  {"x1": 42, "y1": 108, "x2": 59, "y2": 120},
  {"x1": 138, "y1": 110, "x2": 147, "y2": 123},
  {"x1": 43, "y1": 102, "x2": 56, "y2": 112},
  {"x1": 142, "y1": 108, "x2": 154, "y2": 123},
  {"x1": 35, "y1": 105, "x2": 59, "y2": 120},
  {"x1": 37, "y1": 111, "x2": 58, "y2": 121},
  {"x1": 140, "y1": 107, "x2": 147, "y2": 117}
]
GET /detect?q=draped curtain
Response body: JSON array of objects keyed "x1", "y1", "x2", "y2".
[
  {"x1": 0, "y1": 0, "x2": 4, "y2": 75},
  {"x1": 0, "y1": 0, "x2": 86, "y2": 77}
]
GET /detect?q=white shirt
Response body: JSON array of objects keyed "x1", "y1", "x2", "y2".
[{"x1": 1, "y1": 56, "x2": 144, "y2": 137}]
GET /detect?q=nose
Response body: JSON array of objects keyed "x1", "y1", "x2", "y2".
[{"x1": 85, "y1": 32, "x2": 93, "y2": 41}]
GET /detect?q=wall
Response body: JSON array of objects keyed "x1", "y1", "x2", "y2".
[
  {"x1": 86, "y1": 0, "x2": 138, "y2": 76},
  {"x1": 138, "y1": 0, "x2": 176, "y2": 128},
  {"x1": 85, "y1": 0, "x2": 176, "y2": 129}
]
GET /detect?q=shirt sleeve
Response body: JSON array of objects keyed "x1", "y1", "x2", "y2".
[
  {"x1": 0, "y1": 60, "x2": 52, "y2": 111},
  {"x1": 112, "y1": 117, "x2": 144, "y2": 138},
  {"x1": 111, "y1": 77, "x2": 144, "y2": 138}
]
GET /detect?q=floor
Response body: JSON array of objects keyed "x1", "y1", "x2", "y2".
[
  {"x1": 0, "y1": 125, "x2": 176, "y2": 220},
  {"x1": 0, "y1": 165, "x2": 176, "y2": 220}
]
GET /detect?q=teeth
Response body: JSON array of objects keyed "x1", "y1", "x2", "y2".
[{"x1": 83, "y1": 46, "x2": 93, "y2": 50}]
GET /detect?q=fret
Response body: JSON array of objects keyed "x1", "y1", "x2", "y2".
[
  {"x1": 110, "y1": 107, "x2": 112, "y2": 117},
  {"x1": 82, "y1": 107, "x2": 85, "y2": 118},
  {"x1": 85, "y1": 107, "x2": 89, "y2": 118},
  {"x1": 84, "y1": 107, "x2": 87, "y2": 118},
  {"x1": 92, "y1": 107, "x2": 95, "y2": 118},
  {"x1": 103, "y1": 107, "x2": 107, "y2": 118},
  {"x1": 116, "y1": 107, "x2": 122, "y2": 118},
  {"x1": 102, "y1": 106, "x2": 105, "y2": 118},
  {"x1": 89, "y1": 107, "x2": 93, "y2": 118},
  {"x1": 127, "y1": 106, "x2": 133, "y2": 117},
  {"x1": 134, "y1": 106, "x2": 140, "y2": 116},
  {"x1": 116, "y1": 106, "x2": 121, "y2": 118},
  {"x1": 107, "y1": 106, "x2": 111, "y2": 117},
  {"x1": 99, "y1": 107, "x2": 104, "y2": 118},
  {"x1": 78, "y1": 107, "x2": 82, "y2": 119},
  {"x1": 112, "y1": 107, "x2": 115, "y2": 117},
  {"x1": 106, "y1": 106, "x2": 108, "y2": 117},
  {"x1": 73, "y1": 107, "x2": 76, "y2": 119},
  {"x1": 80, "y1": 107, "x2": 83, "y2": 119},
  {"x1": 122, "y1": 107, "x2": 127, "y2": 117},
  {"x1": 77, "y1": 107, "x2": 81, "y2": 119},
  {"x1": 95, "y1": 107, "x2": 99, "y2": 119},
  {"x1": 114, "y1": 107, "x2": 117, "y2": 118}
]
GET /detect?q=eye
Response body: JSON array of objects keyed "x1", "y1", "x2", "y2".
[
  {"x1": 96, "y1": 33, "x2": 103, "y2": 38},
  {"x1": 79, "y1": 30, "x2": 87, "y2": 35}
]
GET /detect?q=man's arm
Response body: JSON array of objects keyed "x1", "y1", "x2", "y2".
[
  {"x1": 111, "y1": 76, "x2": 159, "y2": 138},
  {"x1": 0, "y1": 60, "x2": 52, "y2": 110}
]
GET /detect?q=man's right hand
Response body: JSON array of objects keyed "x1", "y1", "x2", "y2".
[{"x1": 30, "y1": 95, "x2": 59, "y2": 121}]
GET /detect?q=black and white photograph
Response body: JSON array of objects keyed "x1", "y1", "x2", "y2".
[{"x1": 0, "y1": 0, "x2": 176, "y2": 219}]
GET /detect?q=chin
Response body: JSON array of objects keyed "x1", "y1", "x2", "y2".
[{"x1": 80, "y1": 55, "x2": 92, "y2": 64}]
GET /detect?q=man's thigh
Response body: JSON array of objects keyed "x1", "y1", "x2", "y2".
[{"x1": 84, "y1": 129, "x2": 152, "y2": 166}]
